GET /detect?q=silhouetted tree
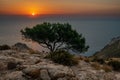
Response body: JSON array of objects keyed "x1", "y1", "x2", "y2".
[{"x1": 21, "y1": 22, "x2": 89, "y2": 53}]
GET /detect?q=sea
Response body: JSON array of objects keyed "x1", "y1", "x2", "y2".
[{"x1": 0, "y1": 15, "x2": 120, "y2": 56}]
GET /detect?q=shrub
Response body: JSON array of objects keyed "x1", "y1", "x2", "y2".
[
  {"x1": 96, "y1": 59, "x2": 105, "y2": 64},
  {"x1": 108, "y1": 60, "x2": 120, "y2": 71},
  {"x1": 0, "y1": 45, "x2": 11, "y2": 50},
  {"x1": 77, "y1": 56, "x2": 84, "y2": 60},
  {"x1": 29, "y1": 49, "x2": 40, "y2": 54},
  {"x1": 45, "y1": 50, "x2": 78, "y2": 66},
  {"x1": 92, "y1": 58, "x2": 105, "y2": 64}
]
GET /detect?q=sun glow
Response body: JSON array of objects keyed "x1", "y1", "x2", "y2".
[{"x1": 32, "y1": 12, "x2": 35, "y2": 16}]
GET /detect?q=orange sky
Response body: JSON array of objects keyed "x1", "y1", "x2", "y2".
[{"x1": 0, "y1": 0, "x2": 120, "y2": 16}]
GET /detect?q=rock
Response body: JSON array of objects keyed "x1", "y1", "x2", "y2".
[
  {"x1": 0, "y1": 50, "x2": 17, "y2": 56},
  {"x1": 0, "y1": 61, "x2": 6, "y2": 71},
  {"x1": 22, "y1": 61, "x2": 77, "y2": 80},
  {"x1": 7, "y1": 61, "x2": 18, "y2": 70},
  {"x1": 0, "y1": 44, "x2": 11, "y2": 50},
  {"x1": 58, "y1": 76, "x2": 78, "y2": 80},
  {"x1": 110, "y1": 36, "x2": 120, "y2": 45},
  {"x1": 40, "y1": 69, "x2": 51, "y2": 80},
  {"x1": 57, "y1": 78, "x2": 67, "y2": 80},
  {"x1": 12, "y1": 43, "x2": 30, "y2": 52},
  {"x1": 22, "y1": 66, "x2": 40, "y2": 79},
  {"x1": 115, "y1": 73, "x2": 120, "y2": 80},
  {"x1": 25, "y1": 56, "x2": 40, "y2": 65},
  {"x1": 93, "y1": 36, "x2": 120, "y2": 59},
  {"x1": 1, "y1": 48, "x2": 120, "y2": 80},
  {"x1": 4, "y1": 71, "x2": 26, "y2": 80},
  {"x1": 46, "y1": 64, "x2": 75, "y2": 79},
  {"x1": 103, "y1": 72, "x2": 117, "y2": 80}
]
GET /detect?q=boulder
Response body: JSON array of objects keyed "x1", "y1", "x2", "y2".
[
  {"x1": 22, "y1": 66, "x2": 40, "y2": 79},
  {"x1": 7, "y1": 61, "x2": 18, "y2": 70},
  {"x1": 40, "y1": 69, "x2": 51, "y2": 80},
  {"x1": 0, "y1": 61, "x2": 6, "y2": 71},
  {"x1": 115, "y1": 73, "x2": 120, "y2": 80},
  {"x1": 47, "y1": 64, "x2": 75, "y2": 79},
  {"x1": 4, "y1": 71, "x2": 25, "y2": 80},
  {"x1": 22, "y1": 62, "x2": 77, "y2": 80},
  {"x1": 12, "y1": 43, "x2": 30, "y2": 52},
  {"x1": 0, "y1": 44, "x2": 11, "y2": 50}
]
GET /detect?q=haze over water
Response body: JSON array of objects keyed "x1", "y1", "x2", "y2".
[{"x1": 0, "y1": 15, "x2": 120, "y2": 56}]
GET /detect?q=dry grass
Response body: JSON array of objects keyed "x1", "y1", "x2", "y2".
[
  {"x1": 109, "y1": 58, "x2": 120, "y2": 62},
  {"x1": 72, "y1": 57, "x2": 79, "y2": 65},
  {"x1": 75, "y1": 56, "x2": 91, "y2": 63},
  {"x1": 108, "y1": 60, "x2": 120, "y2": 71},
  {"x1": 102, "y1": 65, "x2": 112, "y2": 72},
  {"x1": 45, "y1": 50, "x2": 79, "y2": 66},
  {"x1": 91, "y1": 62, "x2": 101, "y2": 70},
  {"x1": 84, "y1": 58, "x2": 90, "y2": 63},
  {"x1": 29, "y1": 49, "x2": 40, "y2": 54},
  {"x1": 91, "y1": 62, "x2": 112, "y2": 72}
]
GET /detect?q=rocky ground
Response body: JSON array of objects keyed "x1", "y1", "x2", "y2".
[{"x1": 0, "y1": 47, "x2": 120, "y2": 80}]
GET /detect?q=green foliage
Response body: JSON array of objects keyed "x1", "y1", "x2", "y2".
[
  {"x1": 45, "y1": 50, "x2": 78, "y2": 66},
  {"x1": 21, "y1": 22, "x2": 89, "y2": 53},
  {"x1": 108, "y1": 60, "x2": 120, "y2": 71},
  {"x1": 0, "y1": 44, "x2": 11, "y2": 50}
]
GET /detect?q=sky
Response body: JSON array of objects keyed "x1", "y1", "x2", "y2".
[{"x1": 0, "y1": 0, "x2": 120, "y2": 16}]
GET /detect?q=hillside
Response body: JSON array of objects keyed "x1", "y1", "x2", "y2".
[
  {"x1": 93, "y1": 36, "x2": 120, "y2": 59},
  {"x1": 0, "y1": 43, "x2": 120, "y2": 80}
]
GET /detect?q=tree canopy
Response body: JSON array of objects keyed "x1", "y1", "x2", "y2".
[{"x1": 21, "y1": 22, "x2": 89, "y2": 53}]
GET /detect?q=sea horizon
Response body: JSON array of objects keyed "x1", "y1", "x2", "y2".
[{"x1": 0, "y1": 15, "x2": 120, "y2": 56}]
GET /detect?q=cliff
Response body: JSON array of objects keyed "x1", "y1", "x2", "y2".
[{"x1": 93, "y1": 36, "x2": 120, "y2": 59}]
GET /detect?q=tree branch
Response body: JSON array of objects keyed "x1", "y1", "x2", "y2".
[
  {"x1": 55, "y1": 42, "x2": 64, "y2": 51},
  {"x1": 40, "y1": 44, "x2": 48, "y2": 48}
]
